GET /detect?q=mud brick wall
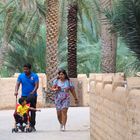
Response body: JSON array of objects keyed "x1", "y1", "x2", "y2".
[
  {"x1": 0, "y1": 73, "x2": 90, "y2": 109},
  {"x1": 90, "y1": 73, "x2": 140, "y2": 140},
  {"x1": 0, "y1": 73, "x2": 46, "y2": 109}
]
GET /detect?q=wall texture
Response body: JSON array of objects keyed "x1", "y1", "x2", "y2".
[
  {"x1": 0, "y1": 73, "x2": 46, "y2": 109},
  {"x1": 90, "y1": 73, "x2": 140, "y2": 140},
  {"x1": 0, "y1": 73, "x2": 90, "y2": 109}
]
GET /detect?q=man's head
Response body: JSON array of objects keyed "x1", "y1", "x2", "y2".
[
  {"x1": 18, "y1": 97, "x2": 27, "y2": 106},
  {"x1": 23, "y1": 63, "x2": 31, "y2": 75}
]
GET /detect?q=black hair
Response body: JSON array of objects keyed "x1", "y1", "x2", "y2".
[
  {"x1": 18, "y1": 97, "x2": 26, "y2": 105},
  {"x1": 23, "y1": 63, "x2": 32, "y2": 69},
  {"x1": 57, "y1": 69, "x2": 69, "y2": 80}
]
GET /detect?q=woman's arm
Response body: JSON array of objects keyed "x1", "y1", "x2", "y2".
[{"x1": 70, "y1": 88, "x2": 78, "y2": 104}]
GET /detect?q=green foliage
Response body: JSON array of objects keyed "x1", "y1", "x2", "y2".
[
  {"x1": 0, "y1": 66, "x2": 11, "y2": 77},
  {"x1": 0, "y1": 0, "x2": 46, "y2": 76},
  {"x1": 116, "y1": 38, "x2": 140, "y2": 76},
  {"x1": 77, "y1": 6, "x2": 101, "y2": 75},
  {"x1": 0, "y1": 0, "x2": 46, "y2": 42},
  {"x1": 0, "y1": 0, "x2": 140, "y2": 77},
  {"x1": 3, "y1": 24, "x2": 46, "y2": 75},
  {"x1": 105, "y1": 0, "x2": 140, "y2": 60}
]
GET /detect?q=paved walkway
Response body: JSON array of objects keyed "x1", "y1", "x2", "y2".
[{"x1": 0, "y1": 107, "x2": 90, "y2": 140}]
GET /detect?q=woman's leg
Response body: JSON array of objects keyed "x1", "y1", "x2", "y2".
[
  {"x1": 57, "y1": 110, "x2": 62, "y2": 124},
  {"x1": 60, "y1": 95, "x2": 70, "y2": 130},
  {"x1": 61, "y1": 108, "x2": 68, "y2": 126}
]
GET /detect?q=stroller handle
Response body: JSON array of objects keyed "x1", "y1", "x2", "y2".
[{"x1": 15, "y1": 95, "x2": 18, "y2": 111}]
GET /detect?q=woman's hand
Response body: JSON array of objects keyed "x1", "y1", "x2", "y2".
[
  {"x1": 74, "y1": 98, "x2": 79, "y2": 105},
  {"x1": 64, "y1": 88, "x2": 69, "y2": 92},
  {"x1": 51, "y1": 86, "x2": 61, "y2": 91}
]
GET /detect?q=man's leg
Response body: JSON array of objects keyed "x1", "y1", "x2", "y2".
[{"x1": 27, "y1": 95, "x2": 37, "y2": 130}]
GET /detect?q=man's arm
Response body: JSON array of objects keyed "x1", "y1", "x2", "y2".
[
  {"x1": 14, "y1": 82, "x2": 20, "y2": 96},
  {"x1": 30, "y1": 82, "x2": 39, "y2": 94}
]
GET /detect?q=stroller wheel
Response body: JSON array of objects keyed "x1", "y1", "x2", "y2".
[
  {"x1": 29, "y1": 127, "x2": 32, "y2": 132},
  {"x1": 20, "y1": 127, "x2": 25, "y2": 132},
  {"x1": 26, "y1": 127, "x2": 32, "y2": 133},
  {"x1": 15, "y1": 128, "x2": 18, "y2": 132},
  {"x1": 12, "y1": 128, "x2": 18, "y2": 133}
]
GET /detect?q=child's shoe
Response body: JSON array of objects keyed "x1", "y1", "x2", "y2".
[
  {"x1": 22, "y1": 123, "x2": 26, "y2": 127},
  {"x1": 16, "y1": 123, "x2": 20, "y2": 127}
]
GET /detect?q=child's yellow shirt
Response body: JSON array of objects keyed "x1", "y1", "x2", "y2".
[{"x1": 17, "y1": 105, "x2": 30, "y2": 116}]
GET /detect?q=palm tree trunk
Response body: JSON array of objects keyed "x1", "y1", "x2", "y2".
[
  {"x1": 67, "y1": 2, "x2": 78, "y2": 78},
  {"x1": 100, "y1": 0, "x2": 117, "y2": 73},
  {"x1": 0, "y1": 40, "x2": 8, "y2": 69},
  {"x1": 1, "y1": 0, "x2": 7, "y2": 3},
  {"x1": 46, "y1": 0, "x2": 59, "y2": 89}
]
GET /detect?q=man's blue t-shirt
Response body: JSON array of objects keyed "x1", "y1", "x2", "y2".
[{"x1": 17, "y1": 72, "x2": 39, "y2": 96}]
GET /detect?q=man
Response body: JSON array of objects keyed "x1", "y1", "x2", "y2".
[{"x1": 14, "y1": 63, "x2": 39, "y2": 131}]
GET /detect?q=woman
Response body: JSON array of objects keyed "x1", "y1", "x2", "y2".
[{"x1": 51, "y1": 69, "x2": 78, "y2": 131}]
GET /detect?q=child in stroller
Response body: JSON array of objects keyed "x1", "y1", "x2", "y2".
[{"x1": 12, "y1": 97, "x2": 40, "y2": 133}]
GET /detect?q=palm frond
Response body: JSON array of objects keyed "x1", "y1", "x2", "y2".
[
  {"x1": 105, "y1": 0, "x2": 140, "y2": 60},
  {"x1": 0, "y1": 0, "x2": 45, "y2": 43}
]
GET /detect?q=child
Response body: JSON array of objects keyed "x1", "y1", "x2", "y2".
[{"x1": 14, "y1": 97, "x2": 40, "y2": 130}]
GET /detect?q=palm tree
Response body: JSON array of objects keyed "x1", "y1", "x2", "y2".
[
  {"x1": 105, "y1": 0, "x2": 140, "y2": 61},
  {"x1": 1, "y1": 0, "x2": 7, "y2": 3},
  {"x1": 46, "y1": 0, "x2": 59, "y2": 89},
  {"x1": 3, "y1": 25, "x2": 46, "y2": 75},
  {"x1": 67, "y1": 0, "x2": 117, "y2": 75},
  {"x1": 58, "y1": 0, "x2": 100, "y2": 75},
  {"x1": 0, "y1": 39, "x2": 9, "y2": 69},
  {"x1": 67, "y1": 0, "x2": 78, "y2": 78},
  {"x1": 0, "y1": 0, "x2": 46, "y2": 70},
  {"x1": 99, "y1": 0, "x2": 117, "y2": 73},
  {"x1": 67, "y1": 0, "x2": 96, "y2": 77},
  {"x1": 0, "y1": 1, "x2": 10, "y2": 69}
]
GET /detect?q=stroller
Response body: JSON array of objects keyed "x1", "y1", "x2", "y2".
[{"x1": 12, "y1": 96, "x2": 32, "y2": 133}]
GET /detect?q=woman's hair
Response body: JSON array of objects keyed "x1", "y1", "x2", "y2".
[{"x1": 57, "y1": 69, "x2": 69, "y2": 80}]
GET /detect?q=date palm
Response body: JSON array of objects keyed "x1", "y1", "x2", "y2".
[
  {"x1": 46, "y1": 0, "x2": 59, "y2": 89},
  {"x1": 67, "y1": 1, "x2": 78, "y2": 78},
  {"x1": 99, "y1": 0, "x2": 117, "y2": 73},
  {"x1": 105, "y1": 0, "x2": 140, "y2": 61},
  {"x1": 0, "y1": 0, "x2": 46, "y2": 69}
]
